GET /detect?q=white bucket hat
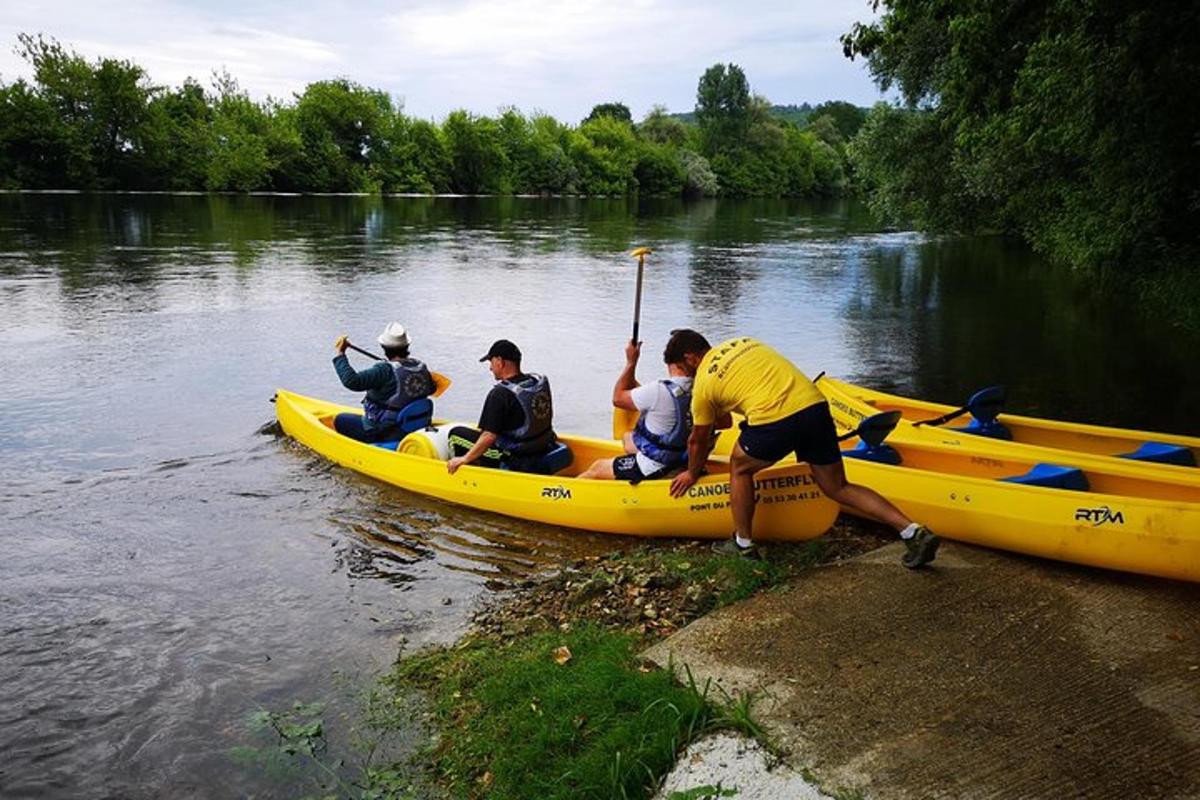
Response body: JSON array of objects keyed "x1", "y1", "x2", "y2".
[{"x1": 377, "y1": 322, "x2": 410, "y2": 348}]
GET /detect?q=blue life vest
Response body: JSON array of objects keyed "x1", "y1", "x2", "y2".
[
  {"x1": 495, "y1": 373, "x2": 555, "y2": 455},
  {"x1": 362, "y1": 358, "x2": 436, "y2": 428},
  {"x1": 631, "y1": 379, "x2": 692, "y2": 467}
]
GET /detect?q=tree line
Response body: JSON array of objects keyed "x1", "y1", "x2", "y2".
[
  {"x1": 0, "y1": 35, "x2": 862, "y2": 198},
  {"x1": 842, "y1": 0, "x2": 1200, "y2": 273}
]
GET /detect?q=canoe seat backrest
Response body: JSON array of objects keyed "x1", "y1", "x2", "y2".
[
  {"x1": 947, "y1": 386, "x2": 1011, "y2": 439},
  {"x1": 1000, "y1": 463, "x2": 1089, "y2": 491},
  {"x1": 395, "y1": 398, "x2": 434, "y2": 435},
  {"x1": 1118, "y1": 441, "x2": 1196, "y2": 467}
]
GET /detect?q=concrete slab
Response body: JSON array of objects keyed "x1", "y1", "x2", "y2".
[{"x1": 644, "y1": 542, "x2": 1200, "y2": 799}]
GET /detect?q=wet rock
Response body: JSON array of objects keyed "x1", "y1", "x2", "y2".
[
  {"x1": 567, "y1": 576, "x2": 610, "y2": 608},
  {"x1": 642, "y1": 573, "x2": 682, "y2": 590}
]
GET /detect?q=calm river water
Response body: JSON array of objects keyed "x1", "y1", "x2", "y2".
[{"x1": 1, "y1": 193, "x2": 1197, "y2": 798}]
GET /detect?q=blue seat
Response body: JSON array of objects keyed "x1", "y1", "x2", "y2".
[
  {"x1": 500, "y1": 441, "x2": 574, "y2": 475},
  {"x1": 394, "y1": 398, "x2": 434, "y2": 435},
  {"x1": 951, "y1": 417, "x2": 1012, "y2": 440},
  {"x1": 842, "y1": 440, "x2": 902, "y2": 465},
  {"x1": 367, "y1": 399, "x2": 434, "y2": 451},
  {"x1": 1118, "y1": 441, "x2": 1196, "y2": 467},
  {"x1": 1000, "y1": 463, "x2": 1089, "y2": 491}
]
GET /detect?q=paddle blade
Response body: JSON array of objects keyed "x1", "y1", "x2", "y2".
[
  {"x1": 629, "y1": 246, "x2": 652, "y2": 259},
  {"x1": 431, "y1": 372, "x2": 452, "y2": 398},
  {"x1": 612, "y1": 406, "x2": 639, "y2": 440}
]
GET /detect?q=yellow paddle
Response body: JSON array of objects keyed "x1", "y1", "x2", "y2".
[
  {"x1": 342, "y1": 340, "x2": 452, "y2": 397},
  {"x1": 611, "y1": 247, "x2": 651, "y2": 439}
]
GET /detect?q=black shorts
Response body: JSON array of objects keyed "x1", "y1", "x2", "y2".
[
  {"x1": 613, "y1": 454, "x2": 673, "y2": 484},
  {"x1": 737, "y1": 402, "x2": 842, "y2": 466}
]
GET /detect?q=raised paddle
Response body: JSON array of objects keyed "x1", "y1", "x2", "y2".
[
  {"x1": 338, "y1": 339, "x2": 452, "y2": 397},
  {"x1": 612, "y1": 248, "x2": 652, "y2": 439}
]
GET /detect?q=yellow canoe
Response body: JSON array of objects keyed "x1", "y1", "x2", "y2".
[
  {"x1": 274, "y1": 390, "x2": 837, "y2": 541},
  {"x1": 819, "y1": 376, "x2": 1200, "y2": 480},
  {"x1": 825, "y1": 421, "x2": 1200, "y2": 582}
]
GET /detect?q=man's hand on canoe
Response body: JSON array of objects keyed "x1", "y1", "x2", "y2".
[
  {"x1": 447, "y1": 456, "x2": 467, "y2": 475},
  {"x1": 669, "y1": 470, "x2": 698, "y2": 498}
]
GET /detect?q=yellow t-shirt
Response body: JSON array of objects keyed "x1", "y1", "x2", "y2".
[{"x1": 691, "y1": 337, "x2": 824, "y2": 426}]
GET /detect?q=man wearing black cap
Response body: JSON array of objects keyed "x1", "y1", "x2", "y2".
[{"x1": 446, "y1": 339, "x2": 558, "y2": 474}]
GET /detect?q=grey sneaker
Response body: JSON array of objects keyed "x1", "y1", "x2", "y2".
[
  {"x1": 902, "y1": 526, "x2": 940, "y2": 569},
  {"x1": 712, "y1": 537, "x2": 761, "y2": 560}
]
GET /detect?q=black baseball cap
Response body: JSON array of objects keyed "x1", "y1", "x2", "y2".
[{"x1": 479, "y1": 339, "x2": 522, "y2": 363}]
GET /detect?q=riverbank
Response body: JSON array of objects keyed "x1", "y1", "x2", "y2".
[
  {"x1": 375, "y1": 518, "x2": 893, "y2": 799},
  {"x1": 373, "y1": 525, "x2": 1200, "y2": 799}
]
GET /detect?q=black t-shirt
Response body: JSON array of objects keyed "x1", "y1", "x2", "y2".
[{"x1": 478, "y1": 374, "x2": 530, "y2": 434}]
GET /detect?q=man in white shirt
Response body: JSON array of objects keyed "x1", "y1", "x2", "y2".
[{"x1": 579, "y1": 330, "x2": 708, "y2": 482}]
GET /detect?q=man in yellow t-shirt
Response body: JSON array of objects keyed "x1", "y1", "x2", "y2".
[{"x1": 667, "y1": 333, "x2": 939, "y2": 568}]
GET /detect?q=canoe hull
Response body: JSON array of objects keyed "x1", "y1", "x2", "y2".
[
  {"x1": 839, "y1": 457, "x2": 1200, "y2": 582},
  {"x1": 275, "y1": 390, "x2": 838, "y2": 541}
]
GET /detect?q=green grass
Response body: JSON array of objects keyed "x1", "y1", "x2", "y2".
[
  {"x1": 640, "y1": 539, "x2": 828, "y2": 606},
  {"x1": 388, "y1": 625, "x2": 720, "y2": 799}
]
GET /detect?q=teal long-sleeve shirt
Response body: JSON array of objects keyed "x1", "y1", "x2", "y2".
[
  {"x1": 333, "y1": 354, "x2": 397, "y2": 393},
  {"x1": 333, "y1": 355, "x2": 397, "y2": 430}
]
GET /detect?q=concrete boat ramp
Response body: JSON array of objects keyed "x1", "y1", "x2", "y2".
[{"x1": 644, "y1": 542, "x2": 1200, "y2": 799}]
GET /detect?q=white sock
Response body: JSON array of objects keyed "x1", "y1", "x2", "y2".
[
  {"x1": 735, "y1": 533, "x2": 754, "y2": 549},
  {"x1": 899, "y1": 523, "x2": 919, "y2": 540}
]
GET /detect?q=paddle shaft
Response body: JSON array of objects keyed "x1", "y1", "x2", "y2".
[
  {"x1": 631, "y1": 253, "x2": 645, "y2": 343},
  {"x1": 347, "y1": 342, "x2": 382, "y2": 361}
]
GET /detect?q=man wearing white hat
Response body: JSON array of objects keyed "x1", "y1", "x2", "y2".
[{"x1": 332, "y1": 322, "x2": 438, "y2": 443}]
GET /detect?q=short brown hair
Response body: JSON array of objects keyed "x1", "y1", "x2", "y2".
[{"x1": 663, "y1": 328, "x2": 710, "y2": 364}]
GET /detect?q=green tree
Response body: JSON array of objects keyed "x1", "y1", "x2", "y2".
[
  {"x1": 637, "y1": 105, "x2": 691, "y2": 147},
  {"x1": 0, "y1": 78, "x2": 72, "y2": 187},
  {"x1": 16, "y1": 34, "x2": 157, "y2": 187},
  {"x1": 569, "y1": 116, "x2": 638, "y2": 194},
  {"x1": 143, "y1": 79, "x2": 213, "y2": 189},
  {"x1": 809, "y1": 101, "x2": 867, "y2": 140},
  {"x1": 695, "y1": 63, "x2": 751, "y2": 154},
  {"x1": 582, "y1": 102, "x2": 632, "y2": 125},
  {"x1": 292, "y1": 79, "x2": 394, "y2": 191},
  {"x1": 842, "y1": 0, "x2": 1200, "y2": 267},
  {"x1": 633, "y1": 142, "x2": 684, "y2": 196},
  {"x1": 678, "y1": 150, "x2": 718, "y2": 197},
  {"x1": 442, "y1": 110, "x2": 509, "y2": 193}
]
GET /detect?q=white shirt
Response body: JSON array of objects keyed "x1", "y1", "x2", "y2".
[{"x1": 629, "y1": 376, "x2": 693, "y2": 475}]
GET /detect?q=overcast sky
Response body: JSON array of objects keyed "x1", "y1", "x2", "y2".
[{"x1": 0, "y1": 0, "x2": 883, "y2": 122}]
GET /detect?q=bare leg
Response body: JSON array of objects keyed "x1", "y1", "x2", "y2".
[
  {"x1": 577, "y1": 457, "x2": 617, "y2": 480},
  {"x1": 730, "y1": 444, "x2": 775, "y2": 541},
  {"x1": 810, "y1": 460, "x2": 910, "y2": 531}
]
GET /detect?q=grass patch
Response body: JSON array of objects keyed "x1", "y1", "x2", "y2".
[
  {"x1": 387, "y1": 625, "x2": 720, "y2": 799},
  {"x1": 650, "y1": 539, "x2": 828, "y2": 606}
]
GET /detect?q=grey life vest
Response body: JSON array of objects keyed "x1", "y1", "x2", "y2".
[
  {"x1": 495, "y1": 373, "x2": 555, "y2": 454},
  {"x1": 362, "y1": 358, "x2": 436, "y2": 426},
  {"x1": 631, "y1": 379, "x2": 692, "y2": 467}
]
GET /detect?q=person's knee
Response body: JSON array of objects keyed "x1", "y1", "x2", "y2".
[
  {"x1": 730, "y1": 452, "x2": 765, "y2": 478},
  {"x1": 812, "y1": 466, "x2": 850, "y2": 499},
  {"x1": 580, "y1": 458, "x2": 614, "y2": 480}
]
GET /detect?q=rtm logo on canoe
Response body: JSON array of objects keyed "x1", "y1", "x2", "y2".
[
  {"x1": 1075, "y1": 506, "x2": 1125, "y2": 526},
  {"x1": 541, "y1": 485, "x2": 572, "y2": 501}
]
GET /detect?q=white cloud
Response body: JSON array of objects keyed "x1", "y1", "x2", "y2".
[{"x1": 0, "y1": 0, "x2": 881, "y2": 118}]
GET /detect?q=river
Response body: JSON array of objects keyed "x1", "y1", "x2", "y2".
[{"x1": 1, "y1": 193, "x2": 1197, "y2": 798}]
